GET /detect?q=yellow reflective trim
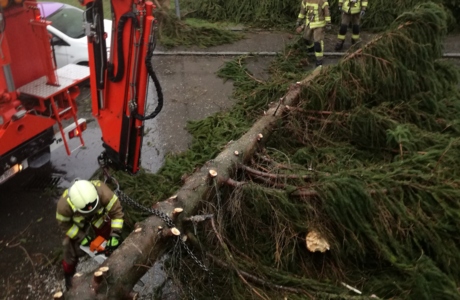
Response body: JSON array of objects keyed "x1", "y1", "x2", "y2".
[
  {"x1": 97, "y1": 208, "x2": 104, "y2": 215},
  {"x1": 352, "y1": 34, "x2": 360, "y2": 40},
  {"x1": 338, "y1": 34, "x2": 346, "y2": 40},
  {"x1": 66, "y1": 224, "x2": 79, "y2": 239},
  {"x1": 72, "y1": 216, "x2": 86, "y2": 228},
  {"x1": 322, "y1": 2, "x2": 328, "y2": 9},
  {"x1": 307, "y1": 4, "x2": 318, "y2": 22},
  {"x1": 56, "y1": 212, "x2": 71, "y2": 222},
  {"x1": 325, "y1": 17, "x2": 331, "y2": 22},
  {"x1": 62, "y1": 190, "x2": 68, "y2": 198},
  {"x1": 111, "y1": 219, "x2": 124, "y2": 229},
  {"x1": 91, "y1": 180, "x2": 101, "y2": 187},
  {"x1": 362, "y1": 1, "x2": 368, "y2": 7},
  {"x1": 66, "y1": 197, "x2": 76, "y2": 212},
  {"x1": 73, "y1": 216, "x2": 85, "y2": 223},
  {"x1": 106, "y1": 195, "x2": 118, "y2": 212},
  {"x1": 309, "y1": 21, "x2": 326, "y2": 29},
  {"x1": 93, "y1": 217, "x2": 104, "y2": 228}
]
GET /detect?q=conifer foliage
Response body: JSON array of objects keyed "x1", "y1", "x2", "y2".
[
  {"x1": 181, "y1": 0, "x2": 459, "y2": 30},
  {"x1": 111, "y1": 2, "x2": 460, "y2": 299},
  {"x1": 167, "y1": 2, "x2": 460, "y2": 299}
]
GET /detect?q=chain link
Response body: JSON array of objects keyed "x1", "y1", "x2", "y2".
[
  {"x1": 116, "y1": 189, "x2": 176, "y2": 228},
  {"x1": 103, "y1": 168, "x2": 216, "y2": 299}
]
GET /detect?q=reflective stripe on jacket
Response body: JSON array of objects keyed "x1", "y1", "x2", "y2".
[
  {"x1": 297, "y1": 0, "x2": 331, "y2": 29},
  {"x1": 56, "y1": 180, "x2": 124, "y2": 241},
  {"x1": 339, "y1": 0, "x2": 368, "y2": 15}
]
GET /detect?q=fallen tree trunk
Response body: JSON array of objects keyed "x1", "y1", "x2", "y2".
[{"x1": 65, "y1": 68, "x2": 322, "y2": 299}]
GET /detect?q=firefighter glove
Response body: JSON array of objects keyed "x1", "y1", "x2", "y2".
[
  {"x1": 80, "y1": 235, "x2": 92, "y2": 247},
  {"x1": 105, "y1": 236, "x2": 120, "y2": 256},
  {"x1": 360, "y1": 10, "x2": 365, "y2": 18}
]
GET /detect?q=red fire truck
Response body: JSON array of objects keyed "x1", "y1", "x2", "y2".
[
  {"x1": 0, "y1": 0, "x2": 88, "y2": 184},
  {"x1": 0, "y1": 0, "x2": 161, "y2": 184}
]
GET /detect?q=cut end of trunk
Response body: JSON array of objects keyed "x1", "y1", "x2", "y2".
[
  {"x1": 98, "y1": 266, "x2": 109, "y2": 273},
  {"x1": 209, "y1": 169, "x2": 218, "y2": 177},
  {"x1": 94, "y1": 270, "x2": 104, "y2": 277},
  {"x1": 53, "y1": 291, "x2": 63, "y2": 299},
  {"x1": 257, "y1": 133, "x2": 263, "y2": 141},
  {"x1": 134, "y1": 227, "x2": 142, "y2": 233},
  {"x1": 173, "y1": 207, "x2": 184, "y2": 214},
  {"x1": 306, "y1": 230, "x2": 330, "y2": 253},
  {"x1": 159, "y1": 227, "x2": 181, "y2": 238}
]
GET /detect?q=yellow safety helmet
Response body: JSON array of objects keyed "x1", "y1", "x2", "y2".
[{"x1": 68, "y1": 180, "x2": 99, "y2": 214}]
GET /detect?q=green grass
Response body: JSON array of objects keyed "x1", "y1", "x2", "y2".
[{"x1": 53, "y1": 0, "x2": 239, "y2": 28}]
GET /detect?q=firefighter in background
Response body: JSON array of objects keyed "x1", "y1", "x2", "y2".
[
  {"x1": 56, "y1": 179, "x2": 124, "y2": 290},
  {"x1": 296, "y1": 0, "x2": 332, "y2": 67},
  {"x1": 335, "y1": 0, "x2": 368, "y2": 50}
]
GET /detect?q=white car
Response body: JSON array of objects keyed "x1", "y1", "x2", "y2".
[{"x1": 38, "y1": 2, "x2": 112, "y2": 68}]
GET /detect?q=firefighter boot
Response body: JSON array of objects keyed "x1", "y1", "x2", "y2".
[
  {"x1": 314, "y1": 42, "x2": 323, "y2": 67},
  {"x1": 62, "y1": 260, "x2": 76, "y2": 290},
  {"x1": 65, "y1": 273, "x2": 74, "y2": 290},
  {"x1": 351, "y1": 24, "x2": 360, "y2": 45},
  {"x1": 335, "y1": 24, "x2": 348, "y2": 50},
  {"x1": 304, "y1": 39, "x2": 315, "y2": 53}
]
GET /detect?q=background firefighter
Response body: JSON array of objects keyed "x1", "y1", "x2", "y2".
[
  {"x1": 55, "y1": 179, "x2": 124, "y2": 290},
  {"x1": 335, "y1": 0, "x2": 368, "y2": 50},
  {"x1": 296, "y1": 0, "x2": 332, "y2": 67}
]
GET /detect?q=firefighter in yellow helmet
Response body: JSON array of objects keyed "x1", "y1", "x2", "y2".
[
  {"x1": 335, "y1": 0, "x2": 368, "y2": 50},
  {"x1": 56, "y1": 179, "x2": 124, "y2": 290},
  {"x1": 296, "y1": 0, "x2": 332, "y2": 67}
]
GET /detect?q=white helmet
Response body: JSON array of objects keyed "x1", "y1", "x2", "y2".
[{"x1": 68, "y1": 180, "x2": 99, "y2": 214}]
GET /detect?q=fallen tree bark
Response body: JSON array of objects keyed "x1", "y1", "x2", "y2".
[{"x1": 65, "y1": 68, "x2": 322, "y2": 299}]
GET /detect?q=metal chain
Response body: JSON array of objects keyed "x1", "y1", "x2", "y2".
[
  {"x1": 182, "y1": 239, "x2": 217, "y2": 300},
  {"x1": 116, "y1": 189, "x2": 176, "y2": 228},
  {"x1": 103, "y1": 167, "x2": 216, "y2": 299}
]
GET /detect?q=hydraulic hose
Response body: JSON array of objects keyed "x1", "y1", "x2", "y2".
[
  {"x1": 108, "y1": 12, "x2": 139, "y2": 82},
  {"x1": 135, "y1": 28, "x2": 163, "y2": 121}
]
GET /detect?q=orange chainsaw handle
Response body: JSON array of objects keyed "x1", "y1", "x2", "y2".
[{"x1": 89, "y1": 236, "x2": 106, "y2": 253}]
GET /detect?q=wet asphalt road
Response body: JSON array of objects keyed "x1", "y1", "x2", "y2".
[{"x1": 0, "y1": 30, "x2": 292, "y2": 299}]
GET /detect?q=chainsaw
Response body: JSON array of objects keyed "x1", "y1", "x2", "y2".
[{"x1": 79, "y1": 236, "x2": 109, "y2": 264}]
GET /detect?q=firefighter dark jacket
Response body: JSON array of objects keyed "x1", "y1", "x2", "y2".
[
  {"x1": 56, "y1": 180, "x2": 124, "y2": 242},
  {"x1": 297, "y1": 0, "x2": 331, "y2": 29},
  {"x1": 339, "y1": 0, "x2": 368, "y2": 15}
]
